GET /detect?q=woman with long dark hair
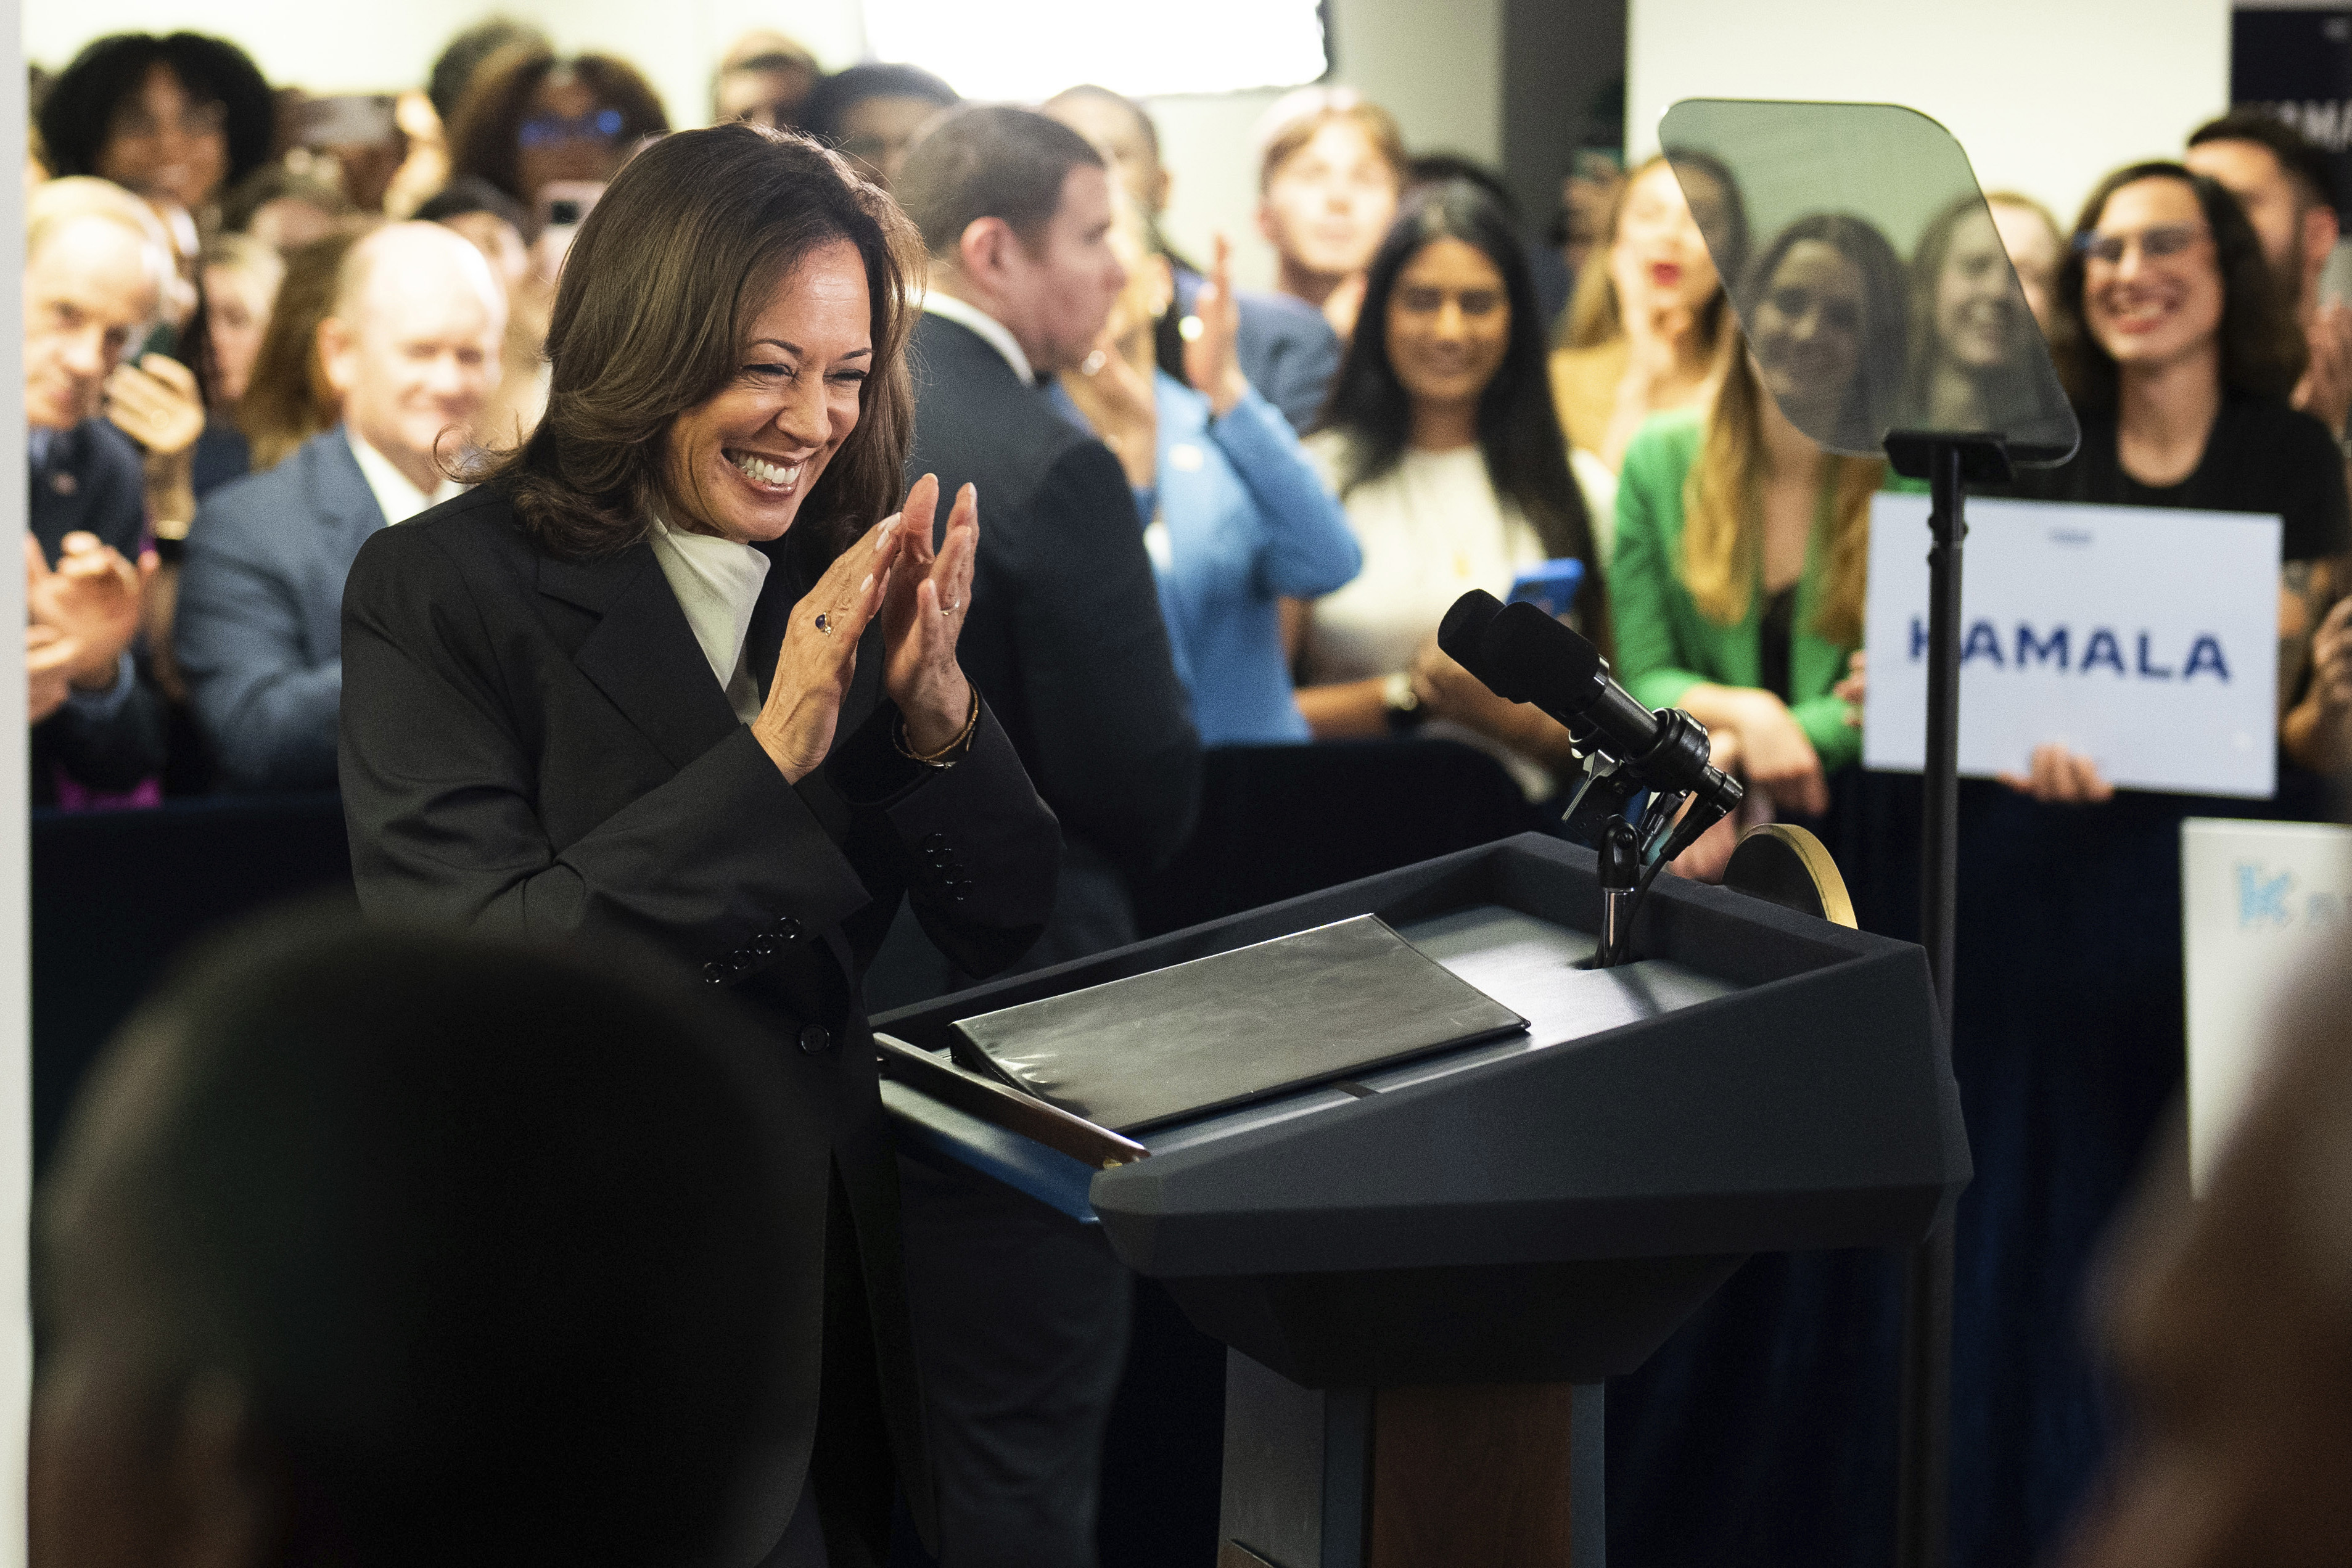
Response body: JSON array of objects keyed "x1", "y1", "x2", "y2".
[
  {"x1": 337, "y1": 124, "x2": 1059, "y2": 1566},
  {"x1": 1294, "y1": 179, "x2": 1606, "y2": 795}
]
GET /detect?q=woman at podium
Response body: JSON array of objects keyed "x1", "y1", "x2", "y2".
[{"x1": 335, "y1": 123, "x2": 1061, "y2": 1564}]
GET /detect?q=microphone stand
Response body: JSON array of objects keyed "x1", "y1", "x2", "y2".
[{"x1": 1881, "y1": 429, "x2": 2011, "y2": 1568}]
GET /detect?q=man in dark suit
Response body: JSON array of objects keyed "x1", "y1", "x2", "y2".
[
  {"x1": 1044, "y1": 84, "x2": 1344, "y2": 434},
  {"x1": 887, "y1": 105, "x2": 1202, "y2": 1568},
  {"x1": 24, "y1": 178, "x2": 174, "y2": 806},
  {"x1": 177, "y1": 221, "x2": 504, "y2": 790}
]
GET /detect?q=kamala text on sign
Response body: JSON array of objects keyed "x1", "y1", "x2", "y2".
[{"x1": 1863, "y1": 495, "x2": 2281, "y2": 798}]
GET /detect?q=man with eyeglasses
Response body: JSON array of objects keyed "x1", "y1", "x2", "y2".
[
  {"x1": 23, "y1": 177, "x2": 171, "y2": 806},
  {"x1": 2187, "y1": 111, "x2": 2352, "y2": 437}
]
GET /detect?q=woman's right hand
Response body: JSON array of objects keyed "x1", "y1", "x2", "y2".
[
  {"x1": 1725, "y1": 690, "x2": 1830, "y2": 817},
  {"x1": 753, "y1": 512, "x2": 907, "y2": 783}
]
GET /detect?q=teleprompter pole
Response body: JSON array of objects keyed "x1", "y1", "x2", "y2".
[{"x1": 1881, "y1": 431, "x2": 2009, "y2": 1568}]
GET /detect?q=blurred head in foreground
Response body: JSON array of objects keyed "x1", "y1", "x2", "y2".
[
  {"x1": 2062, "y1": 941, "x2": 2352, "y2": 1568},
  {"x1": 31, "y1": 914, "x2": 820, "y2": 1568}
]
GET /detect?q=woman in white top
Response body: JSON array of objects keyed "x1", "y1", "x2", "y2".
[{"x1": 1294, "y1": 180, "x2": 1607, "y2": 795}]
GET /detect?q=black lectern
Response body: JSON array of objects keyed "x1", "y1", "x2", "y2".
[{"x1": 877, "y1": 832, "x2": 1968, "y2": 1567}]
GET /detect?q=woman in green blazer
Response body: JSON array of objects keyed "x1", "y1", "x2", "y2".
[{"x1": 1609, "y1": 217, "x2": 1901, "y2": 821}]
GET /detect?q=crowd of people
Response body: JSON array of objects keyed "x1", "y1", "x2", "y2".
[{"x1": 21, "y1": 15, "x2": 2352, "y2": 1568}]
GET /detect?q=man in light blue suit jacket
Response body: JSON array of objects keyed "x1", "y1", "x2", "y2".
[{"x1": 175, "y1": 222, "x2": 503, "y2": 790}]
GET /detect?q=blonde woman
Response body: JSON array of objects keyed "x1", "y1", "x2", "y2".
[
  {"x1": 1548, "y1": 152, "x2": 1746, "y2": 549},
  {"x1": 1609, "y1": 213, "x2": 1907, "y2": 823}
]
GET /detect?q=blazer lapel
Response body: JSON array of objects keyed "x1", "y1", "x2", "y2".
[{"x1": 540, "y1": 544, "x2": 742, "y2": 773}]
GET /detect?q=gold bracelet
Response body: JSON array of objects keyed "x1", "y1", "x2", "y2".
[{"x1": 895, "y1": 687, "x2": 981, "y2": 768}]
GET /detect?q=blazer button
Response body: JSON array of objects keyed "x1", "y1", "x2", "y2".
[
  {"x1": 920, "y1": 832, "x2": 947, "y2": 852},
  {"x1": 772, "y1": 917, "x2": 804, "y2": 941},
  {"x1": 729, "y1": 948, "x2": 754, "y2": 972},
  {"x1": 702, "y1": 962, "x2": 728, "y2": 986},
  {"x1": 799, "y1": 1023, "x2": 834, "y2": 1056},
  {"x1": 750, "y1": 934, "x2": 776, "y2": 958}
]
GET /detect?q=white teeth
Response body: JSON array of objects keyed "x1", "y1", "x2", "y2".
[{"x1": 731, "y1": 451, "x2": 802, "y2": 488}]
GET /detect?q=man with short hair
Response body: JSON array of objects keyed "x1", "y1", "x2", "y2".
[
  {"x1": 804, "y1": 62, "x2": 958, "y2": 191},
  {"x1": 886, "y1": 104, "x2": 1201, "y2": 1568},
  {"x1": 1043, "y1": 83, "x2": 1342, "y2": 435},
  {"x1": 176, "y1": 221, "x2": 504, "y2": 792},
  {"x1": 30, "y1": 915, "x2": 823, "y2": 1568},
  {"x1": 2187, "y1": 111, "x2": 2352, "y2": 434},
  {"x1": 23, "y1": 176, "x2": 172, "y2": 805},
  {"x1": 2186, "y1": 112, "x2": 2352, "y2": 773}
]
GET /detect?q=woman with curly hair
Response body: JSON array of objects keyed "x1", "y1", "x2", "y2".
[
  {"x1": 36, "y1": 31, "x2": 273, "y2": 220},
  {"x1": 443, "y1": 43, "x2": 668, "y2": 221}
]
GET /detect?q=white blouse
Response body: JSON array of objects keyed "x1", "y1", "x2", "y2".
[
  {"x1": 649, "y1": 514, "x2": 771, "y2": 724},
  {"x1": 1300, "y1": 435, "x2": 1553, "y2": 796}
]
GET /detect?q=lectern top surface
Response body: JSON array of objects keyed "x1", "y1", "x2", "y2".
[{"x1": 1140, "y1": 905, "x2": 1741, "y2": 1158}]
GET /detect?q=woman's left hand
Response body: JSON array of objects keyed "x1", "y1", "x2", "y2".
[{"x1": 879, "y1": 472, "x2": 978, "y2": 752}]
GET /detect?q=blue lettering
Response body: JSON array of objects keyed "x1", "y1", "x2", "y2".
[
  {"x1": 1962, "y1": 620, "x2": 2005, "y2": 666},
  {"x1": 2136, "y1": 633, "x2": 2174, "y2": 679},
  {"x1": 2015, "y1": 624, "x2": 2069, "y2": 669},
  {"x1": 2239, "y1": 863, "x2": 2293, "y2": 929},
  {"x1": 1909, "y1": 616, "x2": 1928, "y2": 662},
  {"x1": 2182, "y1": 634, "x2": 2230, "y2": 682},
  {"x1": 2082, "y1": 628, "x2": 2126, "y2": 675}
]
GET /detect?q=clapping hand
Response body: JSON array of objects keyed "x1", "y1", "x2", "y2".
[
  {"x1": 27, "y1": 625, "x2": 78, "y2": 725},
  {"x1": 1182, "y1": 233, "x2": 1252, "y2": 419},
  {"x1": 1999, "y1": 743, "x2": 2114, "y2": 804},
  {"x1": 2296, "y1": 303, "x2": 2352, "y2": 437},
  {"x1": 104, "y1": 353, "x2": 205, "y2": 518},
  {"x1": 878, "y1": 473, "x2": 977, "y2": 753},
  {"x1": 755, "y1": 511, "x2": 907, "y2": 783},
  {"x1": 27, "y1": 532, "x2": 152, "y2": 691}
]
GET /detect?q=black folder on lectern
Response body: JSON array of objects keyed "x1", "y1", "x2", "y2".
[
  {"x1": 877, "y1": 831, "x2": 1969, "y2": 1390},
  {"x1": 948, "y1": 914, "x2": 1528, "y2": 1132}
]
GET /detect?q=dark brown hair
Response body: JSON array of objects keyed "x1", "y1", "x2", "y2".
[
  {"x1": 894, "y1": 103, "x2": 1103, "y2": 260},
  {"x1": 474, "y1": 123, "x2": 925, "y2": 560},
  {"x1": 2054, "y1": 162, "x2": 2306, "y2": 411},
  {"x1": 445, "y1": 44, "x2": 668, "y2": 210}
]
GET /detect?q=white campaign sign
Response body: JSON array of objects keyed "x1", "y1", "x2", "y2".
[
  {"x1": 1864, "y1": 495, "x2": 2280, "y2": 798},
  {"x1": 2181, "y1": 818, "x2": 2352, "y2": 1192}
]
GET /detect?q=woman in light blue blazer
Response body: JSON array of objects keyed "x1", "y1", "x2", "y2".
[{"x1": 1055, "y1": 234, "x2": 1360, "y2": 744}]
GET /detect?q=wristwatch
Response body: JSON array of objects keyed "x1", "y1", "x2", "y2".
[{"x1": 1382, "y1": 670, "x2": 1425, "y2": 733}]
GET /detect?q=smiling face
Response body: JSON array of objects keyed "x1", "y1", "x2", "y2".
[
  {"x1": 1991, "y1": 199, "x2": 2062, "y2": 330},
  {"x1": 1259, "y1": 119, "x2": 1401, "y2": 284},
  {"x1": 2081, "y1": 176, "x2": 2223, "y2": 379},
  {"x1": 1935, "y1": 207, "x2": 2028, "y2": 371},
  {"x1": 1750, "y1": 238, "x2": 1865, "y2": 416},
  {"x1": 94, "y1": 63, "x2": 229, "y2": 213},
  {"x1": 1385, "y1": 235, "x2": 1511, "y2": 422},
  {"x1": 663, "y1": 237, "x2": 872, "y2": 544},
  {"x1": 24, "y1": 216, "x2": 160, "y2": 432},
  {"x1": 1608, "y1": 160, "x2": 1719, "y2": 323}
]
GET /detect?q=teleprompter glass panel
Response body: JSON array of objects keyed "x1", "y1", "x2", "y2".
[{"x1": 1659, "y1": 99, "x2": 2078, "y2": 466}]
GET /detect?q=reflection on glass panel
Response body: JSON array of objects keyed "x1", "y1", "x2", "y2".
[{"x1": 1659, "y1": 100, "x2": 2079, "y2": 466}]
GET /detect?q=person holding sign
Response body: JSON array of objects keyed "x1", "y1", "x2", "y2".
[
  {"x1": 1610, "y1": 214, "x2": 1906, "y2": 847},
  {"x1": 2009, "y1": 161, "x2": 2352, "y2": 794}
]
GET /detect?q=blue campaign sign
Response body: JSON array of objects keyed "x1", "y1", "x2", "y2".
[{"x1": 1862, "y1": 495, "x2": 2282, "y2": 798}]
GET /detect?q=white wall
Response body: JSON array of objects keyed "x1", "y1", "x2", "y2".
[
  {"x1": 26, "y1": 0, "x2": 1503, "y2": 292},
  {"x1": 1626, "y1": 0, "x2": 2232, "y2": 231},
  {"x1": 2, "y1": 0, "x2": 30, "y2": 1559}
]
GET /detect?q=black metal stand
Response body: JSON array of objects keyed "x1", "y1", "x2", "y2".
[{"x1": 1881, "y1": 430, "x2": 2011, "y2": 1568}]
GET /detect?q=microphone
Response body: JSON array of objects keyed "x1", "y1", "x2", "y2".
[{"x1": 1437, "y1": 591, "x2": 1743, "y2": 818}]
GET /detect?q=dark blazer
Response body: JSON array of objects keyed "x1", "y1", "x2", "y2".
[
  {"x1": 28, "y1": 419, "x2": 166, "y2": 806},
  {"x1": 1171, "y1": 266, "x2": 1343, "y2": 435},
  {"x1": 904, "y1": 312, "x2": 1199, "y2": 974},
  {"x1": 178, "y1": 426, "x2": 387, "y2": 792},
  {"x1": 338, "y1": 485, "x2": 1061, "y2": 1565}
]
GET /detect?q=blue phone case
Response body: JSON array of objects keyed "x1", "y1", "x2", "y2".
[{"x1": 1507, "y1": 559, "x2": 1585, "y2": 620}]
